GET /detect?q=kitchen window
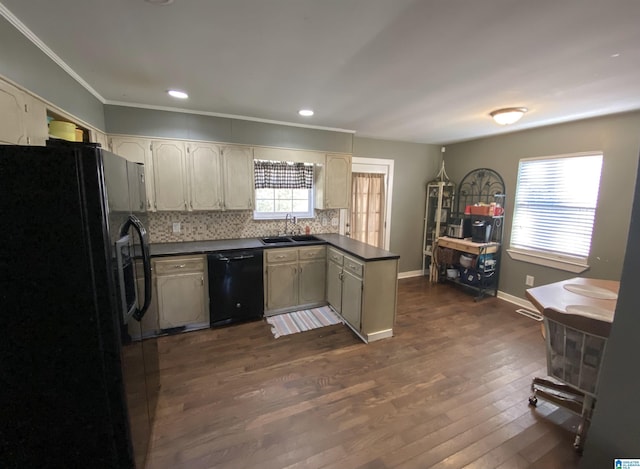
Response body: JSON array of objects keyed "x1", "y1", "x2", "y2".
[
  {"x1": 508, "y1": 152, "x2": 603, "y2": 273},
  {"x1": 253, "y1": 160, "x2": 314, "y2": 219}
]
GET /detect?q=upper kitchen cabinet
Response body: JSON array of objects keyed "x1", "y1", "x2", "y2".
[
  {"x1": 91, "y1": 129, "x2": 109, "y2": 151},
  {"x1": 186, "y1": 142, "x2": 223, "y2": 211},
  {"x1": 314, "y1": 153, "x2": 352, "y2": 209},
  {"x1": 110, "y1": 136, "x2": 156, "y2": 211},
  {"x1": 221, "y1": 145, "x2": 254, "y2": 210},
  {"x1": 151, "y1": 140, "x2": 188, "y2": 211},
  {"x1": 0, "y1": 80, "x2": 47, "y2": 146}
]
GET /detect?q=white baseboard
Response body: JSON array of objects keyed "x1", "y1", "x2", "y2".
[
  {"x1": 398, "y1": 270, "x2": 424, "y2": 279},
  {"x1": 497, "y1": 290, "x2": 536, "y2": 310},
  {"x1": 367, "y1": 329, "x2": 393, "y2": 342}
]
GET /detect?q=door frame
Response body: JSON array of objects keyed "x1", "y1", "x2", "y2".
[{"x1": 340, "y1": 157, "x2": 394, "y2": 251}]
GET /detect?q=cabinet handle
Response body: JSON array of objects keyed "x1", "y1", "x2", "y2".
[
  {"x1": 174, "y1": 264, "x2": 187, "y2": 268},
  {"x1": 190, "y1": 201, "x2": 193, "y2": 209},
  {"x1": 276, "y1": 255, "x2": 285, "y2": 259},
  {"x1": 201, "y1": 275, "x2": 204, "y2": 285},
  {"x1": 184, "y1": 201, "x2": 187, "y2": 209}
]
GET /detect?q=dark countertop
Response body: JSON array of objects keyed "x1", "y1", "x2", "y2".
[{"x1": 150, "y1": 234, "x2": 399, "y2": 262}]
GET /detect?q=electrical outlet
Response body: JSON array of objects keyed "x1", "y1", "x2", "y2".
[
  {"x1": 525, "y1": 275, "x2": 535, "y2": 287},
  {"x1": 322, "y1": 217, "x2": 328, "y2": 226},
  {"x1": 172, "y1": 222, "x2": 181, "y2": 233},
  {"x1": 331, "y1": 217, "x2": 339, "y2": 227}
]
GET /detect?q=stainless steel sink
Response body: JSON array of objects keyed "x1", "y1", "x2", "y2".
[{"x1": 261, "y1": 236, "x2": 293, "y2": 244}]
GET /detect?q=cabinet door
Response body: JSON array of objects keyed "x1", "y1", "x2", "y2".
[
  {"x1": 152, "y1": 140, "x2": 187, "y2": 211},
  {"x1": 157, "y1": 272, "x2": 206, "y2": 328},
  {"x1": 110, "y1": 136, "x2": 155, "y2": 211},
  {"x1": 222, "y1": 145, "x2": 254, "y2": 210},
  {"x1": 298, "y1": 259, "x2": 326, "y2": 305},
  {"x1": 341, "y1": 269, "x2": 362, "y2": 331},
  {"x1": 91, "y1": 129, "x2": 109, "y2": 150},
  {"x1": 23, "y1": 94, "x2": 47, "y2": 146},
  {"x1": 326, "y1": 260, "x2": 343, "y2": 314},
  {"x1": 324, "y1": 153, "x2": 352, "y2": 209},
  {"x1": 127, "y1": 162, "x2": 146, "y2": 213},
  {"x1": 187, "y1": 142, "x2": 223, "y2": 210},
  {"x1": 265, "y1": 262, "x2": 298, "y2": 311},
  {"x1": 0, "y1": 80, "x2": 27, "y2": 145}
]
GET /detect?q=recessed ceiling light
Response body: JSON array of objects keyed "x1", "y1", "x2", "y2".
[
  {"x1": 145, "y1": 0, "x2": 174, "y2": 5},
  {"x1": 168, "y1": 89, "x2": 188, "y2": 99},
  {"x1": 610, "y1": 53, "x2": 621, "y2": 58},
  {"x1": 298, "y1": 109, "x2": 314, "y2": 117}
]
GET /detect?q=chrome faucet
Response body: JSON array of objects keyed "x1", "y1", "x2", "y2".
[
  {"x1": 284, "y1": 213, "x2": 291, "y2": 235},
  {"x1": 284, "y1": 213, "x2": 297, "y2": 235}
]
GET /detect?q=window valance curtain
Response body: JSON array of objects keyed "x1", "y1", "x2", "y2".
[{"x1": 254, "y1": 160, "x2": 313, "y2": 189}]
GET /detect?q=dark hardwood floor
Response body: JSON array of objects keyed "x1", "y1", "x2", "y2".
[{"x1": 145, "y1": 277, "x2": 582, "y2": 469}]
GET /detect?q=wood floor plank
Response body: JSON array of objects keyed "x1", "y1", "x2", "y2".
[{"x1": 145, "y1": 277, "x2": 581, "y2": 469}]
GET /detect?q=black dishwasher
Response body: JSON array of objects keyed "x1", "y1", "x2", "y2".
[{"x1": 207, "y1": 249, "x2": 264, "y2": 326}]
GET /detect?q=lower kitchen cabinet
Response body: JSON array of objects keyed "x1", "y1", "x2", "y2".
[
  {"x1": 265, "y1": 248, "x2": 298, "y2": 312},
  {"x1": 154, "y1": 255, "x2": 208, "y2": 329},
  {"x1": 264, "y1": 246, "x2": 326, "y2": 315},
  {"x1": 326, "y1": 246, "x2": 398, "y2": 342},
  {"x1": 341, "y1": 268, "x2": 363, "y2": 331}
]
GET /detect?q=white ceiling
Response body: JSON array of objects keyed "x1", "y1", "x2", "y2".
[{"x1": 2, "y1": 0, "x2": 640, "y2": 144}]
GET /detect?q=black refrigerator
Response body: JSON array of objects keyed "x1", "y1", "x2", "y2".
[{"x1": 0, "y1": 141, "x2": 159, "y2": 468}]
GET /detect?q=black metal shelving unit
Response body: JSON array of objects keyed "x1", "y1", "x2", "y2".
[{"x1": 439, "y1": 168, "x2": 506, "y2": 299}]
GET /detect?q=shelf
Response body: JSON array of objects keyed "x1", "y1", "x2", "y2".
[{"x1": 437, "y1": 236, "x2": 499, "y2": 255}]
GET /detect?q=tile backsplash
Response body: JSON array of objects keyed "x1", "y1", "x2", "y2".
[{"x1": 148, "y1": 209, "x2": 340, "y2": 243}]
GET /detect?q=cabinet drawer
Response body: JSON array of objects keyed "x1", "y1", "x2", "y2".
[
  {"x1": 298, "y1": 245, "x2": 326, "y2": 260},
  {"x1": 265, "y1": 248, "x2": 298, "y2": 264},
  {"x1": 343, "y1": 255, "x2": 364, "y2": 278},
  {"x1": 327, "y1": 247, "x2": 344, "y2": 266},
  {"x1": 154, "y1": 256, "x2": 205, "y2": 275}
]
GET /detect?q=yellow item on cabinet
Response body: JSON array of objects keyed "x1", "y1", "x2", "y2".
[{"x1": 49, "y1": 120, "x2": 76, "y2": 141}]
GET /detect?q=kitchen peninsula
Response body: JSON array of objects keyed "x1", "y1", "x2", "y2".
[{"x1": 147, "y1": 234, "x2": 399, "y2": 343}]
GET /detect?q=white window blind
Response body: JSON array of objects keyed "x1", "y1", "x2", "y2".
[{"x1": 510, "y1": 153, "x2": 603, "y2": 261}]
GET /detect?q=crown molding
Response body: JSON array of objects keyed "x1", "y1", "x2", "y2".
[{"x1": 0, "y1": 3, "x2": 106, "y2": 104}]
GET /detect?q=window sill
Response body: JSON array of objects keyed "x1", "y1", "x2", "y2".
[
  {"x1": 506, "y1": 248, "x2": 589, "y2": 274},
  {"x1": 253, "y1": 212, "x2": 314, "y2": 221}
]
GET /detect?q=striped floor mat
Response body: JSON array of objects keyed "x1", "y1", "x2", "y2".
[{"x1": 266, "y1": 306, "x2": 343, "y2": 338}]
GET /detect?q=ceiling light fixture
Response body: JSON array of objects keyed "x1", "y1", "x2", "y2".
[
  {"x1": 145, "y1": 0, "x2": 174, "y2": 5},
  {"x1": 490, "y1": 107, "x2": 528, "y2": 125},
  {"x1": 298, "y1": 109, "x2": 314, "y2": 117},
  {"x1": 168, "y1": 89, "x2": 188, "y2": 99}
]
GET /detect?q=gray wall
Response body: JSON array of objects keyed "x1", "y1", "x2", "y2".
[
  {"x1": 105, "y1": 105, "x2": 353, "y2": 154},
  {"x1": 444, "y1": 111, "x2": 640, "y2": 299},
  {"x1": 354, "y1": 137, "x2": 442, "y2": 272},
  {"x1": 104, "y1": 110, "x2": 440, "y2": 272},
  {"x1": 581, "y1": 153, "x2": 640, "y2": 465},
  {"x1": 0, "y1": 16, "x2": 105, "y2": 130}
]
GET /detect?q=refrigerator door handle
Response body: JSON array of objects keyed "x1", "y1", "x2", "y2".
[{"x1": 121, "y1": 215, "x2": 152, "y2": 321}]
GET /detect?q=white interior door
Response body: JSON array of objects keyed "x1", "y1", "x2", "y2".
[{"x1": 341, "y1": 157, "x2": 394, "y2": 250}]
